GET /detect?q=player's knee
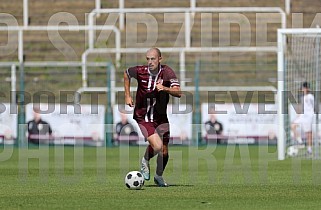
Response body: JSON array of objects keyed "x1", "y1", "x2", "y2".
[
  {"x1": 152, "y1": 143, "x2": 162, "y2": 154},
  {"x1": 148, "y1": 134, "x2": 163, "y2": 153}
]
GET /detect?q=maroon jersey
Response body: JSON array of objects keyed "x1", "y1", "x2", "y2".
[{"x1": 126, "y1": 65, "x2": 180, "y2": 123}]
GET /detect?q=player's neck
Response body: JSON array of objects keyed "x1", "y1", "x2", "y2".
[{"x1": 148, "y1": 65, "x2": 161, "y2": 75}]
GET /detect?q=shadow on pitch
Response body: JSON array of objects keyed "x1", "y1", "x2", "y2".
[{"x1": 144, "y1": 184, "x2": 194, "y2": 187}]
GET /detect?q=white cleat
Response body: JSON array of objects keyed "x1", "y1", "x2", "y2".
[{"x1": 140, "y1": 158, "x2": 150, "y2": 181}]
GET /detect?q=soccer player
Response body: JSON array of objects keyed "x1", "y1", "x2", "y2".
[
  {"x1": 291, "y1": 82, "x2": 314, "y2": 155},
  {"x1": 124, "y1": 47, "x2": 181, "y2": 187}
]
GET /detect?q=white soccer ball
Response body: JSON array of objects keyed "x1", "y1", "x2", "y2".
[
  {"x1": 287, "y1": 146, "x2": 299, "y2": 157},
  {"x1": 125, "y1": 171, "x2": 144, "y2": 190}
]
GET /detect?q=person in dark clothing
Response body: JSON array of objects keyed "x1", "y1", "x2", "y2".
[
  {"x1": 205, "y1": 113, "x2": 223, "y2": 135},
  {"x1": 205, "y1": 109, "x2": 223, "y2": 143},
  {"x1": 115, "y1": 112, "x2": 138, "y2": 143},
  {"x1": 27, "y1": 107, "x2": 52, "y2": 144}
]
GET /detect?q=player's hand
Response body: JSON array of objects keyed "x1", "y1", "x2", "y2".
[
  {"x1": 156, "y1": 82, "x2": 165, "y2": 92},
  {"x1": 125, "y1": 96, "x2": 134, "y2": 107}
]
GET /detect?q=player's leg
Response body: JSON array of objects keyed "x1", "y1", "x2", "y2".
[
  {"x1": 305, "y1": 116, "x2": 313, "y2": 155},
  {"x1": 303, "y1": 115, "x2": 313, "y2": 155},
  {"x1": 154, "y1": 141, "x2": 169, "y2": 186},
  {"x1": 143, "y1": 133, "x2": 163, "y2": 164},
  {"x1": 154, "y1": 123, "x2": 170, "y2": 187},
  {"x1": 155, "y1": 136, "x2": 169, "y2": 177},
  {"x1": 138, "y1": 122, "x2": 163, "y2": 154},
  {"x1": 146, "y1": 133, "x2": 163, "y2": 154},
  {"x1": 291, "y1": 117, "x2": 303, "y2": 144},
  {"x1": 306, "y1": 131, "x2": 312, "y2": 155},
  {"x1": 291, "y1": 123, "x2": 297, "y2": 139},
  {"x1": 141, "y1": 133, "x2": 163, "y2": 180},
  {"x1": 143, "y1": 145, "x2": 157, "y2": 161},
  {"x1": 138, "y1": 122, "x2": 162, "y2": 180}
]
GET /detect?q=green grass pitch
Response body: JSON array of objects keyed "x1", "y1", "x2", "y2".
[{"x1": 0, "y1": 145, "x2": 321, "y2": 210}]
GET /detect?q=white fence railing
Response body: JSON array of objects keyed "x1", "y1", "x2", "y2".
[
  {"x1": 85, "y1": 7, "x2": 285, "y2": 88},
  {"x1": 0, "y1": 60, "x2": 277, "y2": 109},
  {"x1": 3, "y1": 5, "x2": 286, "y2": 104},
  {"x1": 0, "y1": 25, "x2": 121, "y2": 64},
  {"x1": 88, "y1": 7, "x2": 286, "y2": 32},
  {"x1": 2, "y1": 7, "x2": 285, "y2": 94},
  {"x1": 82, "y1": 46, "x2": 278, "y2": 89},
  {"x1": 22, "y1": 0, "x2": 291, "y2": 26}
]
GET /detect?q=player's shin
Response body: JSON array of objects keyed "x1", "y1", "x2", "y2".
[{"x1": 156, "y1": 153, "x2": 169, "y2": 176}]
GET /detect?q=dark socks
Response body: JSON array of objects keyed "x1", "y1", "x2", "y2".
[{"x1": 156, "y1": 153, "x2": 169, "y2": 176}]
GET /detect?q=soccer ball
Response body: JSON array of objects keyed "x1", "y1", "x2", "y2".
[
  {"x1": 125, "y1": 171, "x2": 144, "y2": 190},
  {"x1": 287, "y1": 146, "x2": 299, "y2": 157}
]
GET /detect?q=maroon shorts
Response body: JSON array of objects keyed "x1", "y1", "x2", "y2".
[{"x1": 137, "y1": 120, "x2": 170, "y2": 144}]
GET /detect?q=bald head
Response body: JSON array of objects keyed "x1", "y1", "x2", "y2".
[{"x1": 147, "y1": 47, "x2": 161, "y2": 57}]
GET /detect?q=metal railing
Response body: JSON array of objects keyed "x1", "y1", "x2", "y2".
[
  {"x1": 84, "y1": 7, "x2": 285, "y2": 89},
  {"x1": 4, "y1": 5, "x2": 286, "y2": 105},
  {"x1": 0, "y1": 20, "x2": 281, "y2": 100},
  {"x1": 88, "y1": 6, "x2": 286, "y2": 34},
  {"x1": 0, "y1": 25, "x2": 120, "y2": 64},
  {"x1": 81, "y1": 46, "x2": 278, "y2": 89},
  {"x1": 22, "y1": 0, "x2": 291, "y2": 26}
]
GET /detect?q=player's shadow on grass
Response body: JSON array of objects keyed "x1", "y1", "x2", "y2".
[{"x1": 144, "y1": 184, "x2": 194, "y2": 187}]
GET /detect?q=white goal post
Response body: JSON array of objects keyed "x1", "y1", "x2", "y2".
[{"x1": 278, "y1": 28, "x2": 321, "y2": 160}]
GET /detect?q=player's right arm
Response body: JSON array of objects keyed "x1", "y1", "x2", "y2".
[{"x1": 124, "y1": 71, "x2": 134, "y2": 107}]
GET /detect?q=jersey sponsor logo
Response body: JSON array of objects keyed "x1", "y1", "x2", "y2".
[{"x1": 170, "y1": 78, "x2": 179, "y2": 83}]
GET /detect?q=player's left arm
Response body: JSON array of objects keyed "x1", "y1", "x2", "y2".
[
  {"x1": 156, "y1": 67, "x2": 181, "y2": 98},
  {"x1": 156, "y1": 84, "x2": 181, "y2": 98}
]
